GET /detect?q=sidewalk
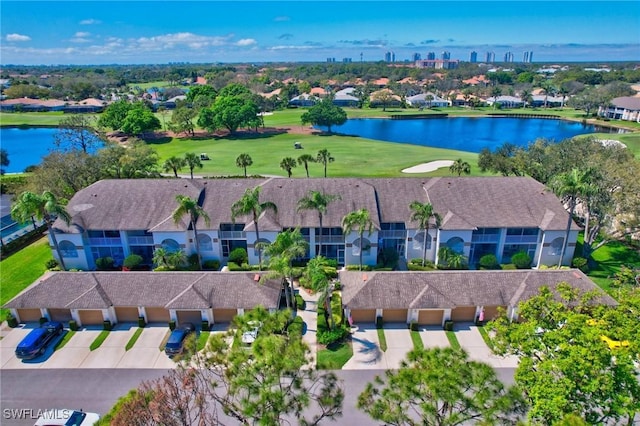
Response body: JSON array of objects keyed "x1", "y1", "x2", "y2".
[{"x1": 296, "y1": 286, "x2": 319, "y2": 368}]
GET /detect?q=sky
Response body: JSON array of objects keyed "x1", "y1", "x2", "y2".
[{"x1": 1, "y1": 1, "x2": 639, "y2": 65}]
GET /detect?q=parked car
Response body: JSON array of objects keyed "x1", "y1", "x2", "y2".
[
  {"x1": 15, "y1": 321, "x2": 63, "y2": 359},
  {"x1": 165, "y1": 322, "x2": 195, "y2": 357},
  {"x1": 33, "y1": 409, "x2": 100, "y2": 425},
  {"x1": 241, "y1": 321, "x2": 262, "y2": 345}
]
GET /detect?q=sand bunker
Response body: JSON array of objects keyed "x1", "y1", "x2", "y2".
[{"x1": 402, "y1": 160, "x2": 454, "y2": 174}]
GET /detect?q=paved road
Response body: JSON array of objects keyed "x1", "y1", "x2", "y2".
[{"x1": 0, "y1": 368, "x2": 516, "y2": 425}]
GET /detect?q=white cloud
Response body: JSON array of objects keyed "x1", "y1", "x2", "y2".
[
  {"x1": 274, "y1": 16, "x2": 290, "y2": 22},
  {"x1": 268, "y1": 45, "x2": 317, "y2": 51},
  {"x1": 6, "y1": 33, "x2": 31, "y2": 42},
  {"x1": 79, "y1": 19, "x2": 101, "y2": 25},
  {"x1": 75, "y1": 32, "x2": 91, "y2": 38},
  {"x1": 236, "y1": 38, "x2": 257, "y2": 47}
]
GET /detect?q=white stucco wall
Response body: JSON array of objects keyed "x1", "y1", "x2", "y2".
[
  {"x1": 435, "y1": 230, "x2": 473, "y2": 264},
  {"x1": 406, "y1": 228, "x2": 438, "y2": 263},
  {"x1": 246, "y1": 230, "x2": 278, "y2": 266},
  {"x1": 344, "y1": 231, "x2": 378, "y2": 267},
  {"x1": 537, "y1": 229, "x2": 579, "y2": 267},
  {"x1": 52, "y1": 233, "x2": 90, "y2": 270}
]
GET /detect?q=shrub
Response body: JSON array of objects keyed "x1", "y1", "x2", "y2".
[
  {"x1": 69, "y1": 320, "x2": 79, "y2": 331},
  {"x1": 201, "y1": 320, "x2": 210, "y2": 332},
  {"x1": 95, "y1": 257, "x2": 115, "y2": 271},
  {"x1": 103, "y1": 320, "x2": 112, "y2": 331},
  {"x1": 168, "y1": 320, "x2": 176, "y2": 331},
  {"x1": 375, "y1": 316, "x2": 383, "y2": 329},
  {"x1": 317, "y1": 326, "x2": 348, "y2": 345},
  {"x1": 511, "y1": 251, "x2": 532, "y2": 269},
  {"x1": 333, "y1": 280, "x2": 342, "y2": 290},
  {"x1": 345, "y1": 264, "x2": 372, "y2": 271},
  {"x1": 295, "y1": 294, "x2": 306, "y2": 311},
  {"x1": 325, "y1": 258, "x2": 338, "y2": 269},
  {"x1": 479, "y1": 254, "x2": 499, "y2": 269},
  {"x1": 373, "y1": 267, "x2": 393, "y2": 271},
  {"x1": 6, "y1": 314, "x2": 18, "y2": 328},
  {"x1": 138, "y1": 316, "x2": 146, "y2": 328},
  {"x1": 123, "y1": 254, "x2": 143, "y2": 270},
  {"x1": 501, "y1": 263, "x2": 517, "y2": 270},
  {"x1": 409, "y1": 321, "x2": 418, "y2": 331},
  {"x1": 572, "y1": 257, "x2": 589, "y2": 273},
  {"x1": 443, "y1": 320, "x2": 454, "y2": 331},
  {"x1": 229, "y1": 247, "x2": 248, "y2": 265},
  {"x1": 153, "y1": 266, "x2": 171, "y2": 271},
  {"x1": 227, "y1": 261, "x2": 244, "y2": 271},
  {"x1": 203, "y1": 259, "x2": 221, "y2": 270},
  {"x1": 291, "y1": 267, "x2": 305, "y2": 279},
  {"x1": 378, "y1": 247, "x2": 399, "y2": 269},
  {"x1": 45, "y1": 258, "x2": 59, "y2": 269},
  {"x1": 287, "y1": 316, "x2": 304, "y2": 337}
]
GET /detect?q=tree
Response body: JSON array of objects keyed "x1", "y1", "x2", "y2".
[
  {"x1": 358, "y1": 347, "x2": 526, "y2": 426},
  {"x1": 97, "y1": 100, "x2": 133, "y2": 131},
  {"x1": 449, "y1": 158, "x2": 471, "y2": 176},
  {"x1": 297, "y1": 154, "x2": 316, "y2": 178},
  {"x1": 300, "y1": 98, "x2": 347, "y2": 133},
  {"x1": 316, "y1": 148, "x2": 335, "y2": 178},
  {"x1": 438, "y1": 246, "x2": 468, "y2": 270},
  {"x1": 297, "y1": 190, "x2": 341, "y2": 258},
  {"x1": 0, "y1": 148, "x2": 9, "y2": 174},
  {"x1": 409, "y1": 201, "x2": 440, "y2": 267},
  {"x1": 98, "y1": 139, "x2": 159, "y2": 179},
  {"x1": 168, "y1": 102, "x2": 197, "y2": 136},
  {"x1": 121, "y1": 104, "x2": 161, "y2": 136},
  {"x1": 53, "y1": 115, "x2": 102, "y2": 154},
  {"x1": 371, "y1": 90, "x2": 395, "y2": 111},
  {"x1": 172, "y1": 195, "x2": 210, "y2": 270},
  {"x1": 263, "y1": 228, "x2": 308, "y2": 309},
  {"x1": 305, "y1": 255, "x2": 337, "y2": 330},
  {"x1": 231, "y1": 186, "x2": 277, "y2": 270},
  {"x1": 185, "y1": 84, "x2": 217, "y2": 107},
  {"x1": 279, "y1": 156, "x2": 297, "y2": 178},
  {"x1": 235, "y1": 153, "x2": 253, "y2": 177},
  {"x1": 11, "y1": 191, "x2": 71, "y2": 270},
  {"x1": 197, "y1": 95, "x2": 260, "y2": 134},
  {"x1": 550, "y1": 168, "x2": 593, "y2": 267},
  {"x1": 162, "y1": 156, "x2": 186, "y2": 178},
  {"x1": 492, "y1": 284, "x2": 640, "y2": 424},
  {"x1": 183, "y1": 152, "x2": 202, "y2": 179},
  {"x1": 342, "y1": 209, "x2": 374, "y2": 271}
]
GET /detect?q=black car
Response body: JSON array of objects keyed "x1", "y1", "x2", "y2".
[
  {"x1": 165, "y1": 322, "x2": 195, "y2": 357},
  {"x1": 15, "y1": 321, "x2": 63, "y2": 359}
]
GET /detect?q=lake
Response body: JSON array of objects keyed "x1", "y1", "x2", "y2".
[{"x1": 317, "y1": 117, "x2": 619, "y2": 153}]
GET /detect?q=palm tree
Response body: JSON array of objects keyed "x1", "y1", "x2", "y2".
[
  {"x1": 230, "y1": 186, "x2": 277, "y2": 270},
  {"x1": 264, "y1": 228, "x2": 308, "y2": 310},
  {"x1": 316, "y1": 149, "x2": 335, "y2": 178},
  {"x1": 342, "y1": 209, "x2": 374, "y2": 271},
  {"x1": 438, "y1": 246, "x2": 468, "y2": 270},
  {"x1": 550, "y1": 168, "x2": 593, "y2": 267},
  {"x1": 280, "y1": 157, "x2": 297, "y2": 178},
  {"x1": 11, "y1": 191, "x2": 71, "y2": 270},
  {"x1": 235, "y1": 153, "x2": 253, "y2": 178},
  {"x1": 172, "y1": 195, "x2": 211, "y2": 270},
  {"x1": 163, "y1": 156, "x2": 186, "y2": 178},
  {"x1": 297, "y1": 190, "x2": 341, "y2": 258},
  {"x1": 297, "y1": 154, "x2": 316, "y2": 178},
  {"x1": 184, "y1": 152, "x2": 203, "y2": 179},
  {"x1": 305, "y1": 256, "x2": 335, "y2": 329},
  {"x1": 449, "y1": 159, "x2": 471, "y2": 176},
  {"x1": 520, "y1": 89, "x2": 532, "y2": 108},
  {"x1": 152, "y1": 247, "x2": 170, "y2": 269},
  {"x1": 409, "y1": 201, "x2": 441, "y2": 267}
]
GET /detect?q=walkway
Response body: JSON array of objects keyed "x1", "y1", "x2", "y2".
[{"x1": 296, "y1": 286, "x2": 319, "y2": 368}]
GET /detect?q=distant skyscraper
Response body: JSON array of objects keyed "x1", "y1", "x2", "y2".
[
  {"x1": 326, "y1": 57, "x2": 336, "y2": 63},
  {"x1": 441, "y1": 51, "x2": 451, "y2": 60},
  {"x1": 412, "y1": 52, "x2": 422, "y2": 61},
  {"x1": 384, "y1": 51, "x2": 395, "y2": 62},
  {"x1": 485, "y1": 51, "x2": 495, "y2": 63},
  {"x1": 523, "y1": 51, "x2": 534, "y2": 63},
  {"x1": 427, "y1": 51, "x2": 436, "y2": 60},
  {"x1": 504, "y1": 51, "x2": 514, "y2": 62},
  {"x1": 469, "y1": 51, "x2": 478, "y2": 63},
  {"x1": 342, "y1": 57, "x2": 352, "y2": 63}
]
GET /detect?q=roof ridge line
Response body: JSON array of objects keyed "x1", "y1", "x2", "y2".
[{"x1": 164, "y1": 273, "x2": 207, "y2": 308}]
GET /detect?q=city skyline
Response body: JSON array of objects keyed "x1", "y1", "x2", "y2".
[{"x1": 1, "y1": 1, "x2": 639, "y2": 65}]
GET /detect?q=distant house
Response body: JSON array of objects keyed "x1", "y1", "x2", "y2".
[
  {"x1": 530, "y1": 95, "x2": 565, "y2": 108},
  {"x1": 406, "y1": 92, "x2": 449, "y2": 108},
  {"x1": 332, "y1": 88, "x2": 359, "y2": 107},
  {"x1": 598, "y1": 96, "x2": 640, "y2": 122},
  {"x1": 484, "y1": 96, "x2": 524, "y2": 109},
  {"x1": 288, "y1": 93, "x2": 318, "y2": 107},
  {"x1": 0, "y1": 97, "x2": 66, "y2": 112}
]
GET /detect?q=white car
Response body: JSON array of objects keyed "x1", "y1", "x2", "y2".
[
  {"x1": 33, "y1": 409, "x2": 100, "y2": 426},
  {"x1": 241, "y1": 321, "x2": 262, "y2": 345}
]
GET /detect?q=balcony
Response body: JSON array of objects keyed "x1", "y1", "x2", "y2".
[
  {"x1": 316, "y1": 235, "x2": 345, "y2": 244},
  {"x1": 471, "y1": 234, "x2": 499, "y2": 243},
  {"x1": 88, "y1": 237, "x2": 122, "y2": 246},
  {"x1": 128, "y1": 236, "x2": 154, "y2": 245},
  {"x1": 379, "y1": 230, "x2": 407, "y2": 239},
  {"x1": 219, "y1": 231, "x2": 246, "y2": 239},
  {"x1": 505, "y1": 235, "x2": 538, "y2": 244}
]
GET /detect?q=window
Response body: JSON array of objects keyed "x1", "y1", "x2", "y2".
[
  {"x1": 413, "y1": 231, "x2": 432, "y2": 250},
  {"x1": 549, "y1": 237, "x2": 564, "y2": 255},
  {"x1": 161, "y1": 239, "x2": 180, "y2": 253},
  {"x1": 58, "y1": 240, "x2": 78, "y2": 258},
  {"x1": 352, "y1": 237, "x2": 371, "y2": 255},
  {"x1": 253, "y1": 238, "x2": 270, "y2": 256},
  {"x1": 197, "y1": 234, "x2": 213, "y2": 251},
  {"x1": 446, "y1": 237, "x2": 464, "y2": 253}
]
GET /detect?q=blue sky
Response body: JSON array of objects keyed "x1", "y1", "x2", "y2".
[{"x1": 1, "y1": 1, "x2": 639, "y2": 65}]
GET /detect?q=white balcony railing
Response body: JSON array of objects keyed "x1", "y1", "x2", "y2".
[
  {"x1": 128, "y1": 236, "x2": 154, "y2": 245},
  {"x1": 316, "y1": 235, "x2": 345, "y2": 244},
  {"x1": 379, "y1": 230, "x2": 407, "y2": 239},
  {"x1": 471, "y1": 234, "x2": 499, "y2": 243},
  {"x1": 504, "y1": 235, "x2": 538, "y2": 244},
  {"x1": 219, "y1": 231, "x2": 246, "y2": 239},
  {"x1": 88, "y1": 237, "x2": 122, "y2": 246}
]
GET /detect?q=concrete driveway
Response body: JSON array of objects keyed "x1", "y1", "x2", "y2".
[
  {"x1": 383, "y1": 323, "x2": 413, "y2": 369},
  {"x1": 454, "y1": 323, "x2": 519, "y2": 368},
  {"x1": 343, "y1": 323, "x2": 385, "y2": 370},
  {"x1": 418, "y1": 325, "x2": 450, "y2": 348}
]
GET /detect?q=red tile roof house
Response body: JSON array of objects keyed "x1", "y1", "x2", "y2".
[{"x1": 0, "y1": 97, "x2": 66, "y2": 112}]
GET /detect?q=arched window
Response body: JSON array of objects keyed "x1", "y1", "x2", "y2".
[
  {"x1": 548, "y1": 237, "x2": 564, "y2": 255},
  {"x1": 413, "y1": 232, "x2": 432, "y2": 250},
  {"x1": 254, "y1": 238, "x2": 271, "y2": 256},
  {"x1": 197, "y1": 234, "x2": 213, "y2": 251},
  {"x1": 59, "y1": 240, "x2": 78, "y2": 258},
  {"x1": 446, "y1": 237, "x2": 464, "y2": 254},
  {"x1": 161, "y1": 239, "x2": 180, "y2": 253},
  {"x1": 352, "y1": 237, "x2": 371, "y2": 255}
]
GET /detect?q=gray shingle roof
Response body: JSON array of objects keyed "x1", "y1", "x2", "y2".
[
  {"x1": 341, "y1": 269, "x2": 616, "y2": 309},
  {"x1": 4, "y1": 272, "x2": 281, "y2": 310}
]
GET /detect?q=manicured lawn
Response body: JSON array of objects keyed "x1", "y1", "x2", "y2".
[
  {"x1": 0, "y1": 237, "x2": 51, "y2": 319},
  {"x1": 0, "y1": 112, "x2": 66, "y2": 126},
  {"x1": 125, "y1": 328, "x2": 144, "y2": 351},
  {"x1": 477, "y1": 326, "x2": 494, "y2": 351},
  {"x1": 197, "y1": 331, "x2": 210, "y2": 351},
  {"x1": 89, "y1": 330, "x2": 110, "y2": 351},
  {"x1": 410, "y1": 329, "x2": 424, "y2": 350},
  {"x1": 54, "y1": 330, "x2": 76, "y2": 351},
  {"x1": 317, "y1": 340, "x2": 353, "y2": 370},
  {"x1": 376, "y1": 327, "x2": 387, "y2": 352},
  {"x1": 445, "y1": 330, "x2": 461, "y2": 350}
]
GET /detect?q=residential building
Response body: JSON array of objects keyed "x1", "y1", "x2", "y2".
[
  {"x1": 48, "y1": 177, "x2": 579, "y2": 272},
  {"x1": 415, "y1": 59, "x2": 459, "y2": 70},
  {"x1": 485, "y1": 51, "x2": 495, "y2": 63},
  {"x1": 406, "y1": 92, "x2": 449, "y2": 108},
  {"x1": 441, "y1": 51, "x2": 451, "y2": 60},
  {"x1": 426, "y1": 52, "x2": 436, "y2": 60},
  {"x1": 598, "y1": 96, "x2": 640, "y2": 122},
  {"x1": 469, "y1": 51, "x2": 478, "y2": 63},
  {"x1": 504, "y1": 52, "x2": 514, "y2": 63},
  {"x1": 326, "y1": 57, "x2": 336, "y2": 63},
  {"x1": 342, "y1": 57, "x2": 352, "y2": 63},
  {"x1": 412, "y1": 52, "x2": 422, "y2": 61},
  {"x1": 485, "y1": 95, "x2": 525, "y2": 109},
  {"x1": 384, "y1": 51, "x2": 396, "y2": 62},
  {"x1": 523, "y1": 51, "x2": 534, "y2": 63}
]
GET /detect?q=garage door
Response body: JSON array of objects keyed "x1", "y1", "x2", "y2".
[
  {"x1": 350, "y1": 309, "x2": 376, "y2": 323},
  {"x1": 212, "y1": 309, "x2": 237, "y2": 323},
  {"x1": 115, "y1": 307, "x2": 139, "y2": 323},
  {"x1": 146, "y1": 307, "x2": 170, "y2": 323},
  {"x1": 79, "y1": 310, "x2": 104, "y2": 326},
  {"x1": 451, "y1": 307, "x2": 477, "y2": 322},
  {"x1": 49, "y1": 308, "x2": 72, "y2": 322},
  {"x1": 417, "y1": 309, "x2": 444, "y2": 325},
  {"x1": 383, "y1": 309, "x2": 408, "y2": 323},
  {"x1": 17, "y1": 309, "x2": 41, "y2": 323},
  {"x1": 482, "y1": 306, "x2": 505, "y2": 321},
  {"x1": 177, "y1": 310, "x2": 202, "y2": 326}
]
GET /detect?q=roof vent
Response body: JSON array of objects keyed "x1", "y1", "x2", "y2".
[
  {"x1": 254, "y1": 274, "x2": 260, "y2": 282},
  {"x1": 362, "y1": 273, "x2": 368, "y2": 281}
]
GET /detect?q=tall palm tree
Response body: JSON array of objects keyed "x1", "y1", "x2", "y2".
[
  {"x1": 409, "y1": 201, "x2": 441, "y2": 267},
  {"x1": 279, "y1": 157, "x2": 297, "y2": 178},
  {"x1": 297, "y1": 190, "x2": 341, "y2": 258},
  {"x1": 520, "y1": 89, "x2": 532, "y2": 108},
  {"x1": 235, "y1": 153, "x2": 253, "y2": 178},
  {"x1": 264, "y1": 228, "x2": 308, "y2": 309},
  {"x1": 305, "y1": 256, "x2": 335, "y2": 329},
  {"x1": 172, "y1": 195, "x2": 211, "y2": 270},
  {"x1": 184, "y1": 152, "x2": 203, "y2": 179},
  {"x1": 297, "y1": 154, "x2": 316, "y2": 178},
  {"x1": 11, "y1": 191, "x2": 71, "y2": 270},
  {"x1": 230, "y1": 186, "x2": 277, "y2": 270},
  {"x1": 449, "y1": 159, "x2": 471, "y2": 176},
  {"x1": 163, "y1": 156, "x2": 186, "y2": 178},
  {"x1": 550, "y1": 168, "x2": 593, "y2": 267},
  {"x1": 316, "y1": 149, "x2": 334, "y2": 178},
  {"x1": 342, "y1": 209, "x2": 374, "y2": 271}
]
